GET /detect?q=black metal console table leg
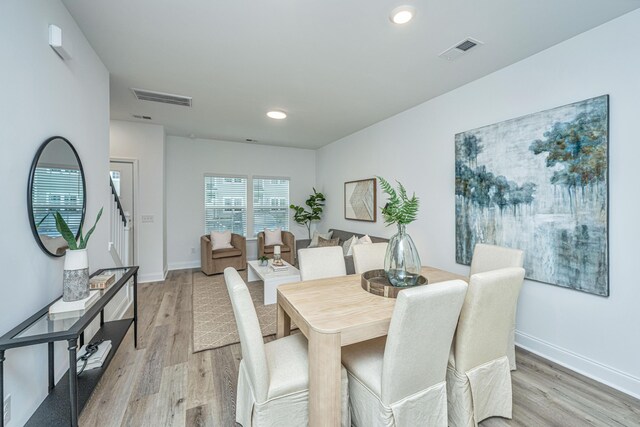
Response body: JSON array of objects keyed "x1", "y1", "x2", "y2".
[
  {"x1": 48, "y1": 342, "x2": 55, "y2": 392},
  {"x1": 0, "y1": 349, "x2": 5, "y2": 427},
  {"x1": 133, "y1": 272, "x2": 138, "y2": 348},
  {"x1": 67, "y1": 338, "x2": 79, "y2": 427}
]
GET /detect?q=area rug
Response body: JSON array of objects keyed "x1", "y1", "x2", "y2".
[{"x1": 192, "y1": 270, "x2": 285, "y2": 353}]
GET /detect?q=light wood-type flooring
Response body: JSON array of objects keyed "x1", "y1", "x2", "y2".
[{"x1": 79, "y1": 269, "x2": 640, "y2": 426}]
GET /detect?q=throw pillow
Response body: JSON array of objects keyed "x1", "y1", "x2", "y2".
[
  {"x1": 211, "y1": 230, "x2": 233, "y2": 251},
  {"x1": 264, "y1": 228, "x2": 283, "y2": 246},
  {"x1": 342, "y1": 235, "x2": 359, "y2": 256},
  {"x1": 359, "y1": 234, "x2": 373, "y2": 245},
  {"x1": 317, "y1": 236, "x2": 340, "y2": 247},
  {"x1": 309, "y1": 230, "x2": 334, "y2": 247}
]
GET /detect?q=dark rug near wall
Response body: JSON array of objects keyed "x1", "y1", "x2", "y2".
[{"x1": 192, "y1": 270, "x2": 285, "y2": 352}]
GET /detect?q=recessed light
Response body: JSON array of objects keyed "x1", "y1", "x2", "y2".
[
  {"x1": 390, "y1": 6, "x2": 416, "y2": 24},
  {"x1": 267, "y1": 110, "x2": 287, "y2": 120}
]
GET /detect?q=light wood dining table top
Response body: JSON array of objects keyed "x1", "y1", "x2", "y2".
[{"x1": 277, "y1": 266, "x2": 468, "y2": 341}]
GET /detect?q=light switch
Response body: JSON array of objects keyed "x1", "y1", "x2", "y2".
[{"x1": 141, "y1": 215, "x2": 154, "y2": 223}]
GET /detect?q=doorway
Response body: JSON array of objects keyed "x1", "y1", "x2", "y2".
[{"x1": 110, "y1": 159, "x2": 136, "y2": 265}]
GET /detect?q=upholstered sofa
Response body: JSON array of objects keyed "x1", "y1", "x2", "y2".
[
  {"x1": 257, "y1": 230, "x2": 295, "y2": 265},
  {"x1": 296, "y1": 228, "x2": 389, "y2": 274},
  {"x1": 201, "y1": 233, "x2": 247, "y2": 275}
]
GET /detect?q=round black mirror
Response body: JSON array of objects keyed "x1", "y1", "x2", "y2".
[{"x1": 28, "y1": 136, "x2": 86, "y2": 257}]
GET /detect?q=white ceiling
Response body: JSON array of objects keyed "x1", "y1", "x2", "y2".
[{"x1": 62, "y1": 0, "x2": 639, "y2": 149}]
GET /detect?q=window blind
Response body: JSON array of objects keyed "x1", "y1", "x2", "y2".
[
  {"x1": 252, "y1": 178, "x2": 289, "y2": 236},
  {"x1": 204, "y1": 176, "x2": 247, "y2": 236},
  {"x1": 32, "y1": 166, "x2": 84, "y2": 237}
]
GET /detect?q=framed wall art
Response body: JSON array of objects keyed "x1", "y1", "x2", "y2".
[
  {"x1": 345, "y1": 178, "x2": 377, "y2": 222},
  {"x1": 455, "y1": 95, "x2": 609, "y2": 296}
]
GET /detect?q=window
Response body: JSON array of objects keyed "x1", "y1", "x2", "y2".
[
  {"x1": 204, "y1": 175, "x2": 247, "y2": 236},
  {"x1": 32, "y1": 166, "x2": 84, "y2": 237},
  {"x1": 252, "y1": 178, "x2": 289, "y2": 236}
]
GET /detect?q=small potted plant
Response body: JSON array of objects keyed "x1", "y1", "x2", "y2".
[
  {"x1": 54, "y1": 208, "x2": 103, "y2": 301},
  {"x1": 258, "y1": 256, "x2": 269, "y2": 267}
]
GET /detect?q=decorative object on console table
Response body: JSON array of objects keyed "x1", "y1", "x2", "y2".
[
  {"x1": 89, "y1": 272, "x2": 116, "y2": 290},
  {"x1": 290, "y1": 188, "x2": 325, "y2": 239},
  {"x1": 258, "y1": 256, "x2": 269, "y2": 267},
  {"x1": 49, "y1": 290, "x2": 100, "y2": 320},
  {"x1": 455, "y1": 95, "x2": 609, "y2": 296},
  {"x1": 378, "y1": 176, "x2": 421, "y2": 287},
  {"x1": 55, "y1": 207, "x2": 103, "y2": 301},
  {"x1": 344, "y1": 178, "x2": 377, "y2": 222}
]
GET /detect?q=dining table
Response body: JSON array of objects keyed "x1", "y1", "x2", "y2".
[{"x1": 276, "y1": 265, "x2": 468, "y2": 427}]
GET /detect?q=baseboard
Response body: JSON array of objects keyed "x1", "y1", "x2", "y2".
[
  {"x1": 168, "y1": 260, "x2": 200, "y2": 270},
  {"x1": 516, "y1": 330, "x2": 640, "y2": 399},
  {"x1": 138, "y1": 271, "x2": 167, "y2": 283}
]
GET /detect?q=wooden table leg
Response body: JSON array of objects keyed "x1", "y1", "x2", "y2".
[
  {"x1": 308, "y1": 328, "x2": 341, "y2": 427},
  {"x1": 276, "y1": 303, "x2": 291, "y2": 339}
]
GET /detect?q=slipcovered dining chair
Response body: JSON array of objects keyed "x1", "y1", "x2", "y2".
[
  {"x1": 341, "y1": 280, "x2": 468, "y2": 426},
  {"x1": 298, "y1": 246, "x2": 347, "y2": 281},
  {"x1": 224, "y1": 268, "x2": 351, "y2": 427},
  {"x1": 447, "y1": 267, "x2": 525, "y2": 427},
  {"x1": 469, "y1": 243, "x2": 524, "y2": 370},
  {"x1": 352, "y1": 242, "x2": 389, "y2": 274}
]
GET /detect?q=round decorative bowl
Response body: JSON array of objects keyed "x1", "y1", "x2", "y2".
[{"x1": 361, "y1": 269, "x2": 428, "y2": 298}]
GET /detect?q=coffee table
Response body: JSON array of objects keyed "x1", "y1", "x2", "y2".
[{"x1": 247, "y1": 259, "x2": 301, "y2": 305}]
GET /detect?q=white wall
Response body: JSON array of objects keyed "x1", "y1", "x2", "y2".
[
  {"x1": 0, "y1": 1, "x2": 112, "y2": 425},
  {"x1": 110, "y1": 120, "x2": 167, "y2": 282},
  {"x1": 316, "y1": 10, "x2": 640, "y2": 398},
  {"x1": 166, "y1": 136, "x2": 316, "y2": 269}
]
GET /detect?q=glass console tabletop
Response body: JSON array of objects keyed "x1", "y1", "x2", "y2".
[{"x1": 13, "y1": 268, "x2": 133, "y2": 340}]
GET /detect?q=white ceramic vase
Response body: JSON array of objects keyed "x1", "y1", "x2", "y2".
[{"x1": 63, "y1": 249, "x2": 90, "y2": 301}]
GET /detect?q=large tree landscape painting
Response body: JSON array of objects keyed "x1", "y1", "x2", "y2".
[{"x1": 455, "y1": 95, "x2": 609, "y2": 296}]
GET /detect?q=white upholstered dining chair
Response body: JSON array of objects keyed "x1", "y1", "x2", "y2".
[
  {"x1": 469, "y1": 243, "x2": 524, "y2": 370},
  {"x1": 447, "y1": 267, "x2": 525, "y2": 427},
  {"x1": 224, "y1": 268, "x2": 351, "y2": 427},
  {"x1": 341, "y1": 280, "x2": 468, "y2": 426},
  {"x1": 352, "y1": 242, "x2": 388, "y2": 274},
  {"x1": 298, "y1": 246, "x2": 347, "y2": 281}
]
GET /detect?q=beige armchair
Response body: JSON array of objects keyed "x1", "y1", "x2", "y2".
[
  {"x1": 201, "y1": 233, "x2": 247, "y2": 275},
  {"x1": 257, "y1": 230, "x2": 295, "y2": 265}
]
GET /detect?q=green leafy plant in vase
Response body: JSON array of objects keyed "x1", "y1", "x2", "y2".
[
  {"x1": 377, "y1": 176, "x2": 421, "y2": 287},
  {"x1": 258, "y1": 256, "x2": 269, "y2": 266},
  {"x1": 290, "y1": 188, "x2": 326, "y2": 239},
  {"x1": 55, "y1": 208, "x2": 103, "y2": 301}
]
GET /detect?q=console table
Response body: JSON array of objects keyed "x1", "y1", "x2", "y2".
[{"x1": 0, "y1": 266, "x2": 138, "y2": 427}]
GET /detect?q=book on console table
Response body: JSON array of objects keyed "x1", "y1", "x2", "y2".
[
  {"x1": 49, "y1": 291, "x2": 100, "y2": 320},
  {"x1": 270, "y1": 264, "x2": 289, "y2": 272},
  {"x1": 76, "y1": 340, "x2": 112, "y2": 371},
  {"x1": 89, "y1": 273, "x2": 116, "y2": 290}
]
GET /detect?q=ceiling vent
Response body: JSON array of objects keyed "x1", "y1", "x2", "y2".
[
  {"x1": 132, "y1": 114, "x2": 152, "y2": 120},
  {"x1": 439, "y1": 37, "x2": 483, "y2": 61},
  {"x1": 131, "y1": 88, "x2": 192, "y2": 107}
]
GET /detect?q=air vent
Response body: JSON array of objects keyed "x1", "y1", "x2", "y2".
[
  {"x1": 132, "y1": 114, "x2": 152, "y2": 120},
  {"x1": 131, "y1": 88, "x2": 192, "y2": 107},
  {"x1": 439, "y1": 37, "x2": 483, "y2": 61}
]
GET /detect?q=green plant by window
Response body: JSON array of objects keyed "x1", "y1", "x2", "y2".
[
  {"x1": 377, "y1": 176, "x2": 419, "y2": 226},
  {"x1": 54, "y1": 207, "x2": 103, "y2": 250},
  {"x1": 289, "y1": 188, "x2": 326, "y2": 239}
]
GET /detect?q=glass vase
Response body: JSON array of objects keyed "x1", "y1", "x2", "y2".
[{"x1": 384, "y1": 224, "x2": 421, "y2": 287}]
